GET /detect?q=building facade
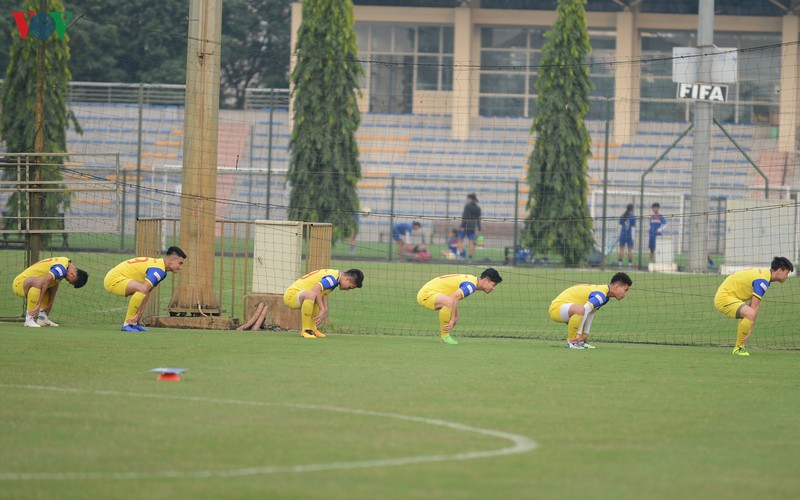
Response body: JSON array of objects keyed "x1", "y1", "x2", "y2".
[{"x1": 291, "y1": 1, "x2": 800, "y2": 150}]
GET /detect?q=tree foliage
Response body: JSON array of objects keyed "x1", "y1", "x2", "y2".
[
  {"x1": 522, "y1": 0, "x2": 595, "y2": 266},
  {"x1": 2, "y1": 1, "x2": 292, "y2": 109},
  {"x1": 64, "y1": 0, "x2": 189, "y2": 84},
  {"x1": 287, "y1": 0, "x2": 362, "y2": 241},
  {"x1": 56, "y1": 0, "x2": 292, "y2": 108},
  {"x1": 221, "y1": 0, "x2": 291, "y2": 109},
  {"x1": 1, "y1": 0, "x2": 79, "y2": 241}
]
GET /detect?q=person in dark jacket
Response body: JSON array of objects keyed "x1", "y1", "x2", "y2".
[{"x1": 457, "y1": 193, "x2": 481, "y2": 260}]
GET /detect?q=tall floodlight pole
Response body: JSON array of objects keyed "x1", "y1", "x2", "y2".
[
  {"x1": 169, "y1": 0, "x2": 223, "y2": 315},
  {"x1": 687, "y1": 0, "x2": 714, "y2": 272}
]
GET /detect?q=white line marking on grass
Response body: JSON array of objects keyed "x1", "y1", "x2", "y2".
[{"x1": 0, "y1": 384, "x2": 538, "y2": 481}]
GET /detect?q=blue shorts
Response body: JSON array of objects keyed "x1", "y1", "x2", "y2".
[
  {"x1": 458, "y1": 229, "x2": 477, "y2": 241},
  {"x1": 619, "y1": 233, "x2": 633, "y2": 248},
  {"x1": 648, "y1": 233, "x2": 657, "y2": 251}
]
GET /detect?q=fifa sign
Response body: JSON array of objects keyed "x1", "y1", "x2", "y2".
[
  {"x1": 676, "y1": 83, "x2": 728, "y2": 102},
  {"x1": 11, "y1": 11, "x2": 72, "y2": 40}
]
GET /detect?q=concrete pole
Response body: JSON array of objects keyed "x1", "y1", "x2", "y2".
[
  {"x1": 169, "y1": 0, "x2": 223, "y2": 314},
  {"x1": 28, "y1": 0, "x2": 48, "y2": 267},
  {"x1": 613, "y1": 9, "x2": 638, "y2": 144},
  {"x1": 451, "y1": 3, "x2": 472, "y2": 140},
  {"x1": 289, "y1": 2, "x2": 302, "y2": 129},
  {"x1": 687, "y1": 0, "x2": 714, "y2": 272},
  {"x1": 779, "y1": 14, "x2": 799, "y2": 155}
]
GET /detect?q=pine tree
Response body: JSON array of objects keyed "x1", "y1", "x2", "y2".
[
  {"x1": 287, "y1": 0, "x2": 362, "y2": 241},
  {"x1": 1, "y1": 0, "x2": 79, "y2": 245},
  {"x1": 522, "y1": 0, "x2": 594, "y2": 266}
]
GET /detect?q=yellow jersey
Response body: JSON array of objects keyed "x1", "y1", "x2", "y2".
[
  {"x1": 717, "y1": 268, "x2": 771, "y2": 301},
  {"x1": 15, "y1": 257, "x2": 71, "y2": 289},
  {"x1": 419, "y1": 274, "x2": 478, "y2": 299},
  {"x1": 287, "y1": 269, "x2": 342, "y2": 297},
  {"x1": 106, "y1": 257, "x2": 168, "y2": 288},
  {"x1": 552, "y1": 284, "x2": 610, "y2": 311}
]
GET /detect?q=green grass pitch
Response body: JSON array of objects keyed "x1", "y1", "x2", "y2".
[
  {"x1": 1, "y1": 252, "x2": 799, "y2": 498},
  {"x1": 1, "y1": 325, "x2": 799, "y2": 499}
]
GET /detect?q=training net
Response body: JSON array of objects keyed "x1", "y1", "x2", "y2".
[{"x1": 1, "y1": 19, "x2": 798, "y2": 349}]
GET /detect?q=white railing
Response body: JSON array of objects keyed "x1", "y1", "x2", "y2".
[{"x1": 0, "y1": 80, "x2": 290, "y2": 108}]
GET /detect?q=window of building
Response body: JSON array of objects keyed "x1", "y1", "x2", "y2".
[
  {"x1": 356, "y1": 23, "x2": 454, "y2": 113},
  {"x1": 479, "y1": 27, "x2": 615, "y2": 119}
]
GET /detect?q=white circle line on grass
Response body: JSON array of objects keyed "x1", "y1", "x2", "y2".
[{"x1": 0, "y1": 383, "x2": 538, "y2": 481}]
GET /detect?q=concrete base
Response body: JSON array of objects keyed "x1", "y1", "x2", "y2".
[
  {"x1": 243, "y1": 293, "x2": 299, "y2": 331},
  {"x1": 150, "y1": 316, "x2": 239, "y2": 330},
  {"x1": 648, "y1": 262, "x2": 678, "y2": 273}
]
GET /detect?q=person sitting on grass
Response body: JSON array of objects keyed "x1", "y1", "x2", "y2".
[
  {"x1": 549, "y1": 272, "x2": 633, "y2": 349},
  {"x1": 103, "y1": 246, "x2": 186, "y2": 332},
  {"x1": 416, "y1": 268, "x2": 502, "y2": 345},
  {"x1": 283, "y1": 268, "x2": 364, "y2": 339},
  {"x1": 441, "y1": 228, "x2": 461, "y2": 259},
  {"x1": 392, "y1": 221, "x2": 421, "y2": 258},
  {"x1": 12, "y1": 257, "x2": 89, "y2": 327},
  {"x1": 713, "y1": 256, "x2": 793, "y2": 356}
]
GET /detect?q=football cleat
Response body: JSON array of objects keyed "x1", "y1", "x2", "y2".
[
  {"x1": 583, "y1": 343, "x2": 596, "y2": 349},
  {"x1": 36, "y1": 317, "x2": 59, "y2": 327},
  {"x1": 732, "y1": 346, "x2": 750, "y2": 356},
  {"x1": 133, "y1": 324, "x2": 148, "y2": 332},
  {"x1": 313, "y1": 330, "x2": 326, "y2": 338},
  {"x1": 441, "y1": 335, "x2": 459, "y2": 345},
  {"x1": 24, "y1": 317, "x2": 42, "y2": 328},
  {"x1": 566, "y1": 342, "x2": 585, "y2": 349},
  {"x1": 121, "y1": 324, "x2": 139, "y2": 332},
  {"x1": 301, "y1": 329, "x2": 317, "y2": 339}
]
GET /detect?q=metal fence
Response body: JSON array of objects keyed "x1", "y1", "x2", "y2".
[
  {"x1": 2, "y1": 81, "x2": 797, "y2": 268},
  {"x1": 0, "y1": 153, "x2": 120, "y2": 235},
  {"x1": 0, "y1": 81, "x2": 292, "y2": 109},
  {"x1": 4, "y1": 157, "x2": 792, "y2": 265}
]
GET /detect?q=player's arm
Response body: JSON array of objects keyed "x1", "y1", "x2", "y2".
[
  {"x1": 310, "y1": 283, "x2": 328, "y2": 325},
  {"x1": 127, "y1": 281, "x2": 157, "y2": 324},
  {"x1": 749, "y1": 294, "x2": 762, "y2": 321},
  {"x1": 126, "y1": 279, "x2": 155, "y2": 295},
  {"x1": 129, "y1": 267, "x2": 164, "y2": 323},
  {"x1": 44, "y1": 281, "x2": 61, "y2": 312},
  {"x1": 441, "y1": 290, "x2": 464, "y2": 331},
  {"x1": 574, "y1": 302, "x2": 595, "y2": 335},
  {"x1": 22, "y1": 274, "x2": 55, "y2": 316},
  {"x1": 129, "y1": 286, "x2": 155, "y2": 324},
  {"x1": 576, "y1": 290, "x2": 607, "y2": 336},
  {"x1": 318, "y1": 293, "x2": 330, "y2": 326},
  {"x1": 747, "y1": 278, "x2": 769, "y2": 323}
]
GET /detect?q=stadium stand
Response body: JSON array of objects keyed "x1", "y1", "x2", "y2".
[{"x1": 21, "y1": 101, "x2": 777, "y2": 251}]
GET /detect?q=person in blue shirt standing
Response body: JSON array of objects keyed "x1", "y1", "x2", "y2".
[
  {"x1": 617, "y1": 203, "x2": 635, "y2": 267},
  {"x1": 648, "y1": 202, "x2": 667, "y2": 264},
  {"x1": 392, "y1": 220, "x2": 421, "y2": 258}
]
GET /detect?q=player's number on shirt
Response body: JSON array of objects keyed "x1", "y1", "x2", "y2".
[{"x1": 126, "y1": 257, "x2": 152, "y2": 265}]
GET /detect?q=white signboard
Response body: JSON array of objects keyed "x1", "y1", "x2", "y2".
[
  {"x1": 722, "y1": 199, "x2": 797, "y2": 274},
  {"x1": 672, "y1": 47, "x2": 738, "y2": 83},
  {"x1": 252, "y1": 220, "x2": 303, "y2": 294}
]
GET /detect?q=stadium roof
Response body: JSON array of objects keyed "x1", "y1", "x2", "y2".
[{"x1": 352, "y1": 0, "x2": 798, "y2": 17}]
